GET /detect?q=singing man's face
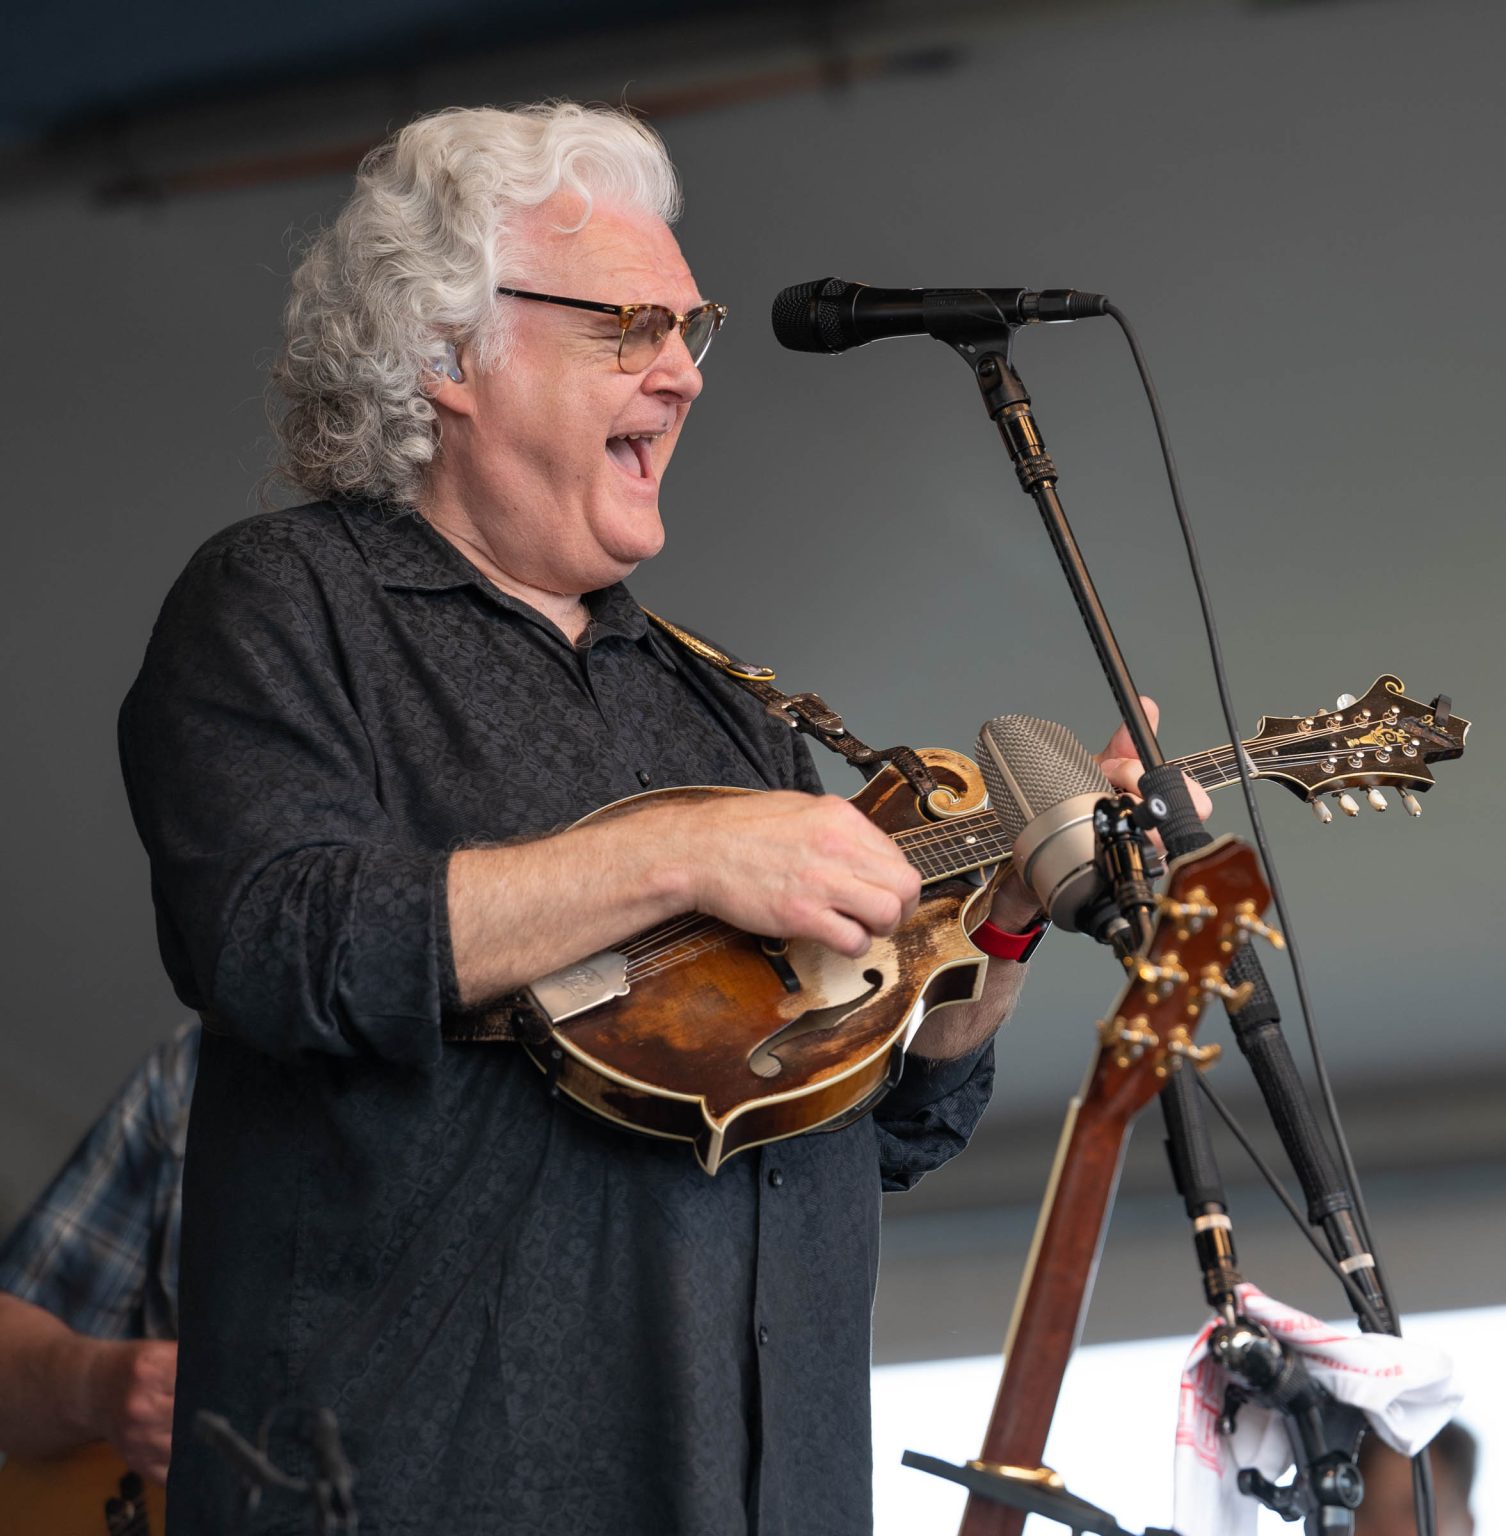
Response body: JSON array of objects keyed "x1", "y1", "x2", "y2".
[{"x1": 442, "y1": 196, "x2": 707, "y2": 596}]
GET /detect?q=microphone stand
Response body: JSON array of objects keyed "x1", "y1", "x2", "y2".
[{"x1": 925, "y1": 310, "x2": 1390, "y2": 1335}]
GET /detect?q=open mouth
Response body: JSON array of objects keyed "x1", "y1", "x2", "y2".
[{"x1": 605, "y1": 432, "x2": 659, "y2": 481}]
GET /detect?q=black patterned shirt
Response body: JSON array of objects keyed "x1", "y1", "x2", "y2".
[{"x1": 118, "y1": 501, "x2": 995, "y2": 1536}]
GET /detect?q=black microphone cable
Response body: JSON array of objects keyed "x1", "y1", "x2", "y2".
[
  {"x1": 1099, "y1": 300, "x2": 1435, "y2": 1536},
  {"x1": 1104, "y1": 300, "x2": 1381, "y2": 1279}
]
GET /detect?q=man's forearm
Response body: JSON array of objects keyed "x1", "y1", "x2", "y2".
[
  {"x1": 448, "y1": 801, "x2": 696, "y2": 1007},
  {"x1": 0, "y1": 1293, "x2": 99, "y2": 1455}
]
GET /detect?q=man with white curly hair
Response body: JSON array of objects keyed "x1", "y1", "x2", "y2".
[{"x1": 116, "y1": 102, "x2": 1140, "y2": 1534}]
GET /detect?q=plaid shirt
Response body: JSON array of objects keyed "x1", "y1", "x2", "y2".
[{"x1": 0, "y1": 1020, "x2": 197, "y2": 1341}]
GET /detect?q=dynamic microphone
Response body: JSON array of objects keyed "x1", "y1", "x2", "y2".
[
  {"x1": 771, "y1": 277, "x2": 1109, "y2": 354},
  {"x1": 974, "y1": 714, "x2": 1117, "y2": 936}
]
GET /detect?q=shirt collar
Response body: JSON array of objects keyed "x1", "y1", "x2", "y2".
[{"x1": 337, "y1": 499, "x2": 649, "y2": 647}]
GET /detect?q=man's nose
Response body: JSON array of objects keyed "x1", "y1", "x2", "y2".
[{"x1": 641, "y1": 329, "x2": 704, "y2": 404}]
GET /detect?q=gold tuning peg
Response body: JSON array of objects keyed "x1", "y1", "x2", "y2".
[
  {"x1": 1200, "y1": 965, "x2": 1255, "y2": 1011},
  {"x1": 1097, "y1": 1014, "x2": 1159, "y2": 1068},
  {"x1": 1162, "y1": 1025, "x2": 1222, "y2": 1073},
  {"x1": 1135, "y1": 957, "x2": 1190, "y2": 996},
  {"x1": 1234, "y1": 902, "x2": 1286, "y2": 949},
  {"x1": 1158, "y1": 894, "x2": 1218, "y2": 922}
]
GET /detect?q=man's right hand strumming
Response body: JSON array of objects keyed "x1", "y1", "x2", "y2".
[{"x1": 448, "y1": 790, "x2": 921, "y2": 1008}]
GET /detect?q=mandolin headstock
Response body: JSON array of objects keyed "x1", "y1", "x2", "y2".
[
  {"x1": 1087, "y1": 837, "x2": 1277, "y2": 1123},
  {"x1": 1239, "y1": 674, "x2": 1469, "y2": 814}
]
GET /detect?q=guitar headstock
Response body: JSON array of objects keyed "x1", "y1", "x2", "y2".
[
  {"x1": 1241, "y1": 675, "x2": 1469, "y2": 814},
  {"x1": 1089, "y1": 837, "x2": 1277, "y2": 1122}
]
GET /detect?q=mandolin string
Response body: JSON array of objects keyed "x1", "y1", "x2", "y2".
[
  {"x1": 619, "y1": 912, "x2": 712, "y2": 955},
  {"x1": 620, "y1": 916, "x2": 719, "y2": 961},
  {"x1": 627, "y1": 930, "x2": 725, "y2": 979},
  {"x1": 1189, "y1": 718, "x2": 1421, "y2": 764},
  {"x1": 1189, "y1": 746, "x2": 1420, "y2": 780},
  {"x1": 629, "y1": 926, "x2": 737, "y2": 981}
]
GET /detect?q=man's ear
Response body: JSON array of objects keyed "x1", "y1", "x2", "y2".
[{"x1": 424, "y1": 342, "x2": 477, "y2": 417}]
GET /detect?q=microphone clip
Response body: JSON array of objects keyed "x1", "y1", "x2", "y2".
[{"x1": 1086, "y1": 793, "x2": 1163, "y2": 958}]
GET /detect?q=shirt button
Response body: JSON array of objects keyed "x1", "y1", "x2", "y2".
[
  {"x1": 758, "y1": 1325, "x2": 770, "y2": 1346},
  {"x1": 767, "y1": 1168, "x2": 784, "y2": 1188},
  {"x1": 637, "y1": 769, "x2": 652, "y2": 787}
]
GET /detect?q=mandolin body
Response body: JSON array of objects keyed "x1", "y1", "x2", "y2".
[{"x1": 522, "y1": 749, "x2": 998, "y2": 1173}]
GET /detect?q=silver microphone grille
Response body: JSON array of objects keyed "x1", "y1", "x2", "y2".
[{"x1": 975, "y1": 715, "x2": 1113, "y2": 844}]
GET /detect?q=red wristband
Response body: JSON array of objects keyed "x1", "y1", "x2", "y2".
[{"x1": 972, "y1": 917, "x2": 1049, "y2": 962}]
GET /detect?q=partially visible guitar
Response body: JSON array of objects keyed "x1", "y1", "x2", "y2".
[
  {"x1": 0, "y1": 1442, "x2": 161, "y2": 1535},
  {"x1": 520, "y1": 674, "x2": 1465, "y2": 1173},
  {"x1": 958, "y1": 837, "x2": 1280, "y2": 1536}
]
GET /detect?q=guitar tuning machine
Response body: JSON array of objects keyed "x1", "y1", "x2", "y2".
[
  {"x1": 1158, "y1": 1023, "x2": 1223, "y2": 1077},
  {"x1": 1311, "y1": 800, "x2": 1333, "y2": 824},
  {"x1": 1099, "y1": 1013, "x2": 1159, "y2": 1068},
  {"x1": 1199, "y1": 965, "x2": 1255, "y2": 1012},
  {"x1": 1366, "y1": 788, "x2": 1387, "y2": 812},
  {"x1": 1401, "y1": 790, "x2": 1422, "y2": 817},
  {"x1": 1157, "y1": 891, "x2": 1217, "y2": 937},
  {"x1": 1231, "y1": 902, "x2": 1286, "y2": 950},
  {"x1": 1334, "y1": 791, "x2": 1360, "y2": 817},
  {"x1": 1135, "y1": 955, "x2": 1190, "y2": 998},
  {"x1": 1335, "y1": 692, "x2": 1358, "y2": 709}
]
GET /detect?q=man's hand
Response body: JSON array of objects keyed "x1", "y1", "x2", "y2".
[
  {"x1": 1096, "y1": 694, "x2": 1214, "y2": 824},
  {"x1": 84, "y1": 1338, "x2": 177, "y2": 1484},
  {"x1": 686, "y1": 791, "x2": 922, "y2": 958},
  {"x1": 0, "y1": 1293, "x2": 176, "y2": 1486}
]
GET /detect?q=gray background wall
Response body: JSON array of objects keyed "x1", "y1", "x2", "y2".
[{"x1": 2, "y1": 0, "x2": 1502, "y2": 1361}]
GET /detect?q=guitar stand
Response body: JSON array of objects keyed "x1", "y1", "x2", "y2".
[{"x1": 901, "y1": 1451, "x2": 1180, "y2": 1536}]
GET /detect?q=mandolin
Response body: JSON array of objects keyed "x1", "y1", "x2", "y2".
[
  {"x1": 0, "y1": 1441, "x2": 162, "y2": 1536},
  {"x1": 519, "y1": 675, "x2": 1465, "y2": 1172},
  {"x1": 958, "y1": 837, "x2": 1279, "y2": 1536}
]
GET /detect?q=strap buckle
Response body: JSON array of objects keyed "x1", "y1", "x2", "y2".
[{"x1": 768, "y1": 692, "x2": 847, "y2": 737}]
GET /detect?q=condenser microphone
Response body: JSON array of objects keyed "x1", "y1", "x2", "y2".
[
  {"x1": 770, "y1": 277, "x2": 1109, "y2": 354},
  {"x1": 974, "y1": 714, "x2": 1116, "y2": 936}
]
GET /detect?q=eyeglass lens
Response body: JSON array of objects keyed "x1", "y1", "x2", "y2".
[{"x1": 618, "y1": 305, "x2": 721, "y2": 373}]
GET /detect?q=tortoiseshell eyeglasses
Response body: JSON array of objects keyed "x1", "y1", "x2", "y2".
[{"x1": 494, "y1": 287, "x2": 728, "y2": 373}]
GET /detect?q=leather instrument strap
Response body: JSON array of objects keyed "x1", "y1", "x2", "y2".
[
  {"x1": 437, "y1": 609, "x2": 938, "y2": 1046},
  {"x1": 640, "y1": 608, "x2": 940, "y2": 799}
]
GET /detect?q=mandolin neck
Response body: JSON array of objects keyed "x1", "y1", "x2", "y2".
[{"x1": 894, "y1": 743, "x2": 1235, "y2": 885}]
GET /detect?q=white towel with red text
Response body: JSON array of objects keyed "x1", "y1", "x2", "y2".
[{"x1": 1174, "y1": 1283, "x2": 1458, "y2": 1536}]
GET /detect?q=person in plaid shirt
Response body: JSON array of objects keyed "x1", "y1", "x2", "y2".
[{"x1": 0, "y1": 1019, "x2": 198, "y2": 1485}]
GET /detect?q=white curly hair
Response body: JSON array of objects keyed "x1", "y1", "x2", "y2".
[{"x1": 272, "y1": 103, "x2": 683, "y2": 506}]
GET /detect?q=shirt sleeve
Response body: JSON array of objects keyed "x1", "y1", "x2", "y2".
[
  {"x1": 118, "y1": 550, "x2": 452, "y2": 1066},
  {"x1": 871, "y1": 1039, "x2": 995, "y2": 1193},
  {"x1": 0, "y1": 1027, "x2": 193, "y2": 1340}
]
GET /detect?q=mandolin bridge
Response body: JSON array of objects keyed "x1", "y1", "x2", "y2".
[{"x1": 528, "y1": 950, "x2": 630, "y2": 1023}]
